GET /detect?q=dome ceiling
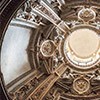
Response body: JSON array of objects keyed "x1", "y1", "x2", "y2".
[{"x1": 0, "y1": 0, "x2": 100, "y2": 100}]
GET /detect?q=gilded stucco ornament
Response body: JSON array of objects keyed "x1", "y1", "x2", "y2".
[
  {"x1": 40, "y1": 40, "x2": 56, "y2": 57},
  {"x1": 73, "y1": 77, "x2": 90, "y2": 94},
  {"x1": 78, "y1": 8, "x2": 96, "y2": 22},
  {"x1": 2, "y1": 0, "x2": 100, "y2": 99}
]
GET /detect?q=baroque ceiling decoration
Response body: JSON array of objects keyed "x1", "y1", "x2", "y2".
[{"x1": 1, "y1": 0, "x2": 100, "y2": 100}]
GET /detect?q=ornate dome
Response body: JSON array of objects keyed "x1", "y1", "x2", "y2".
[{"x1": 0, "y1": 0, "x2": 100, "y2": 100}]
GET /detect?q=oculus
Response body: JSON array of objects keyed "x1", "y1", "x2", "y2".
[{"x1": 63, "y1": 25, "x2": 100, "y2": 71}]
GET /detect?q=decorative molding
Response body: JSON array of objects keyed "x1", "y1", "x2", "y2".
[{"x1": 0, "y1": 0, "x2": 100, "y2": 100}]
